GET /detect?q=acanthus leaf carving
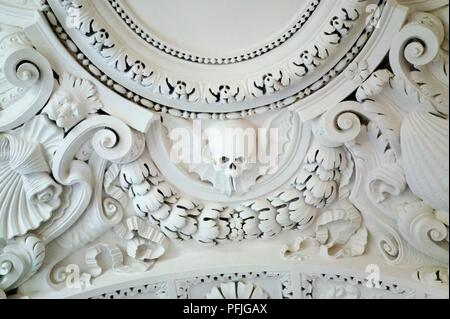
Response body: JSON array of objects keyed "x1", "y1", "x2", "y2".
[
  {"x1": 293, "y1": 142, "x2": 353, "y2": 208},
  {"x1": 0, "y1": 234, "x2": 45, "y2": 291}
]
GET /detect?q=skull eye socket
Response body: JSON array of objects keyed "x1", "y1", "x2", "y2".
[
  {"x1": 235, "y1": 157, "x2": 245, "y2": 164},
  {"x1": 220, "y1": 156, "x2": 229, "y2": 164}
]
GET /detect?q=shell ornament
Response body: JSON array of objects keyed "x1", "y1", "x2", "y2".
[{"x1": 0, "y1": 115, "x2": 64, "y2": 239}]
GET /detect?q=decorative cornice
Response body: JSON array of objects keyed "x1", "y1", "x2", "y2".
[
  {"x1": 0, "y1": 0, "x2": 448, "y2": 300},
  {"x1": 108, "y1": 0, "x2": 322, "y2": 66},
  {"x1": 41, "y1": 0, "x2": 388, "y2": 119},
  {"x1": 43, "y1": 0, "x2": 385, "y2": 112}
]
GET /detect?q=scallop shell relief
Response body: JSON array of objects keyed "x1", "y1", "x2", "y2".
[{"x1": 0, "y1": 115, "x2": 64, "y2": 240}]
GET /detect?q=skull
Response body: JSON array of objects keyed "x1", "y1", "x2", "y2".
[{"x1": 206, "y1": 119, "x2": 257, "y2": 178}]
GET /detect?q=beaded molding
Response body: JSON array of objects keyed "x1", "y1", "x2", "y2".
[
  {"x1": 107, "y1": 0, "x2": 321, "y2": 65},
  {"x1": 43, "y1": 0, "x2": 384, "y2": 119}
]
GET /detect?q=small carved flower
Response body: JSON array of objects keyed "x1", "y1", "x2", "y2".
[
  {"x1": 43, "y1": 73, "x2": 102, "y2": 131},
  {"x1": 345, "y1": 61, "x2": 370, "y2": 85},
  {"x1": 228, "y1": 213, "x2": 244, "y2": 241},
  {"x1": 229, "y1": 213, "x2": 243, "y2": 230}
]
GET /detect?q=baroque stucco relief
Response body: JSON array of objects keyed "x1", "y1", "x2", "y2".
[{"x1": 0, "y1": 0, "x2": 448, "y2": 299}]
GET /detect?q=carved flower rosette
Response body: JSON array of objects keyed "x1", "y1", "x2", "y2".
[{"x1": 0, "y1": 115, "x2": 64, "y2": 240}]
